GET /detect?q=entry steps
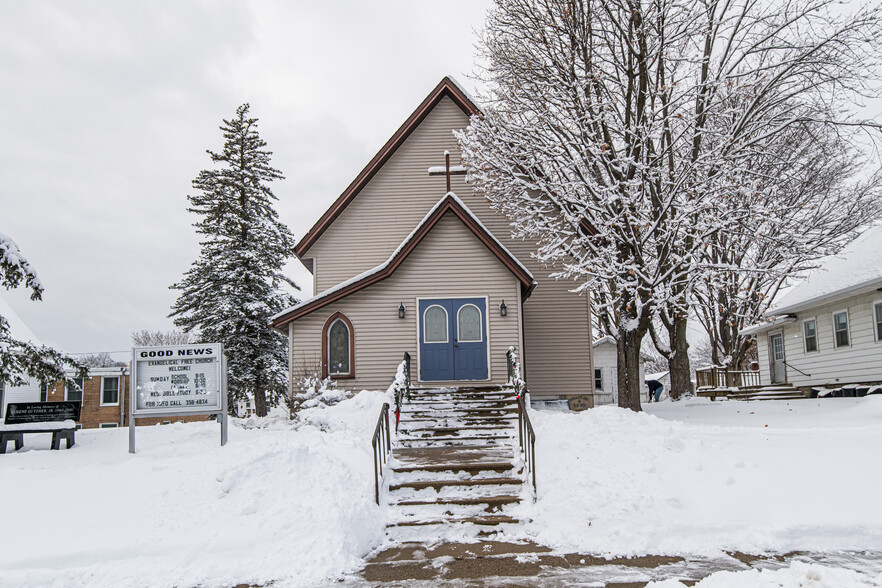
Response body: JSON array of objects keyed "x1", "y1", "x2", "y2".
[{"x1": 385, "y1": 386, "x2": 529, "y2": 541}]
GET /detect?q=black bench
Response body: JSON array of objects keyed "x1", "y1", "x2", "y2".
[{"x1": 0, "y1": 401, "x2": 80, "y2": 454}]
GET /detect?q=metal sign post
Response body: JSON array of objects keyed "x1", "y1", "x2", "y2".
[{"x1": 128, "y1": 343, "x2": 228, "y2": 454}]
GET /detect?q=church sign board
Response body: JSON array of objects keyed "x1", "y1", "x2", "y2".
[{"x1": 129, "y1": 343, "x2": 227, "y2": 453}]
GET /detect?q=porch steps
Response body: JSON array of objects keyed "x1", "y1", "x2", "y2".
[
  {"x1": 386, "y1": 385, "x2": 528, "y2": 541},
  {"x1": 698, "y1": 384, "x2": 806, "y2": 401}
]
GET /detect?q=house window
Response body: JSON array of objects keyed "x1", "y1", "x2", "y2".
[
  {"x1": 99, "y1": 423, "x2": 118, "y2": 429},
  {"x1": 875, "y1": 302, "x2": 882, "y2": 341},
  {"x1": 66, "y1": 377, "x2": 84, "y2": 402},
  {"x1": 40, "y1": 383, "x2": 48, "y2": 402},
  {"x1": 101, "y1": 377, "x2": 119, "y2": 405},
  {"x1": 833, "y1": 310, "x2": 849, "y2": 348},
  {"x1": 322, "y1": 312, "x2": 354, "y2": 379},
  {"x1": 594, "y1": 368, "x2": 603, "y2": 391},
  {"x1": 803, "y1": 319, "x2": 817, "y2": 353}
]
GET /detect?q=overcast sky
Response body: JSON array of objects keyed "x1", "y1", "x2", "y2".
[{"x1": 1, "y1": 1, "x2": 493, "y2": 358}]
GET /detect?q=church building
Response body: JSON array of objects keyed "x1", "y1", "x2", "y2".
[{"x1": 272, "y1": 77, "x2": 595, "y2": 403}]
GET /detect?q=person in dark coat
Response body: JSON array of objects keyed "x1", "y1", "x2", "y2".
[{"x1": 645, "y1": 379, "x2": 664, "y2": 403}]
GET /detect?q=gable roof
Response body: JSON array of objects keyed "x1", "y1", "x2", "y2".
[
  {"x1": 766, "y1": 224, "x2": 882, "y2": 315},
  {"x1": 294, "y1": 76, "x2": 481, "y2": 259},
  {"x1": 273, "y1": 193, "x2": 535, "y2": 330},
  {"x1": 0, "y1": 294, "x2": 42, "y2": 346}
]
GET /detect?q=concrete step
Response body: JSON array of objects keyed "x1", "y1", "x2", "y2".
[
  {"x1": 388, "y1": 515, "x2": 521, "y2": 527},
  {"x1": 395, "y1": 495, "x2": 521, "y2": 508},
  {"x1": 390, "y1": 477, "x2": 522, "y2": 492},
  {"x1": 392, "y1": 461, "x2": 515, "y2": 475}
]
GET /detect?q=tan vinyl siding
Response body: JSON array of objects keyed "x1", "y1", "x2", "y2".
[
  {"x1": 291, "y1": 213, "x2": 521, "y2": 391},
  {"x1": 304, "y1": 96, "x2": 593, "y2": 397},
  {"x1": 755, "y1": 290, "x2": 882, "y2": 387}
]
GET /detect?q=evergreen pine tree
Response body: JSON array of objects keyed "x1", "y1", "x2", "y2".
[
  {"x1": 1, "y1": 232, "x2": 85, "y2": 387},
  {"x1": 170, "y1": 104, "x2": 298, "y2": 417}
]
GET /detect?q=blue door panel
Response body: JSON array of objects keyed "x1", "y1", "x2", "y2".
[{"x1": 419, "y1": 298, "x2": 488, "y2": 381}]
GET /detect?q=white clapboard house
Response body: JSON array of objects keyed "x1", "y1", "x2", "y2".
[{"x1": 742, "y1": 225, "x2": 882, "y2": 393}]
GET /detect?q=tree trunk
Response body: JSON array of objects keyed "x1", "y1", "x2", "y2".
[
  {"x1": 668, "y1": 314, "x2": 693, "y2": 399},
  {"x1": 616, "y1": 328, "x2": 644, "y2": 412},
  {"x1": 253, "y1": 369, "x2": 268, "y2": 417}
]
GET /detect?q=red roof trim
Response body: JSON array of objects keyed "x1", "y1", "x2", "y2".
[
  {"x1": 273, "y1": 195, "x2": 532, "y2": 329},
  {"x1": 294, "y1": 77, "x2": 481, "y2": 258}
]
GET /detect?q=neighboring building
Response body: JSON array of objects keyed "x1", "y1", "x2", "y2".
[
  {"x1": 272, "y1": 77, "x2": 596, "y2": 404},
  {"x1": 591, "y1": 336, "x2": 648, "y2": 405},
  {"x1": 743, "y1": 226, "x2": 882, "y2": 391},
  {"x1": 5, "y1": 368, "x2": 211, "y2": 429},
  {"x1": 0, "y1": 295, "x2": 45, "y2": 419}
]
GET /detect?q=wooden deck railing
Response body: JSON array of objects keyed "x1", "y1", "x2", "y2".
[{"x1": 695, "y1": 367, "x2": 761, "y2": 389}]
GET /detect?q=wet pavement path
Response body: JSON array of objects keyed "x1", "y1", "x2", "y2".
[{"x1": 341, "y1": 541, "x2": 882, "y2": 586}]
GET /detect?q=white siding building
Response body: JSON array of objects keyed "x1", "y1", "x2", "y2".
[
  {"x1": 0, "y1": 295, "x2": 45, "y2": 419},
  {"x1": 744, "y1": 226, "x2": 882, "y2": 390},
  {"x1": 591, "y1": 336, "x2": 647, "y2": 405}
]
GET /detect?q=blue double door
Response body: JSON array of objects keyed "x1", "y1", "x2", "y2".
[{"x1": 419, "y1": 298, "x2": 488, "y2": 381}]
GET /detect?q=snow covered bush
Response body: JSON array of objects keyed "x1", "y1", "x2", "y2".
[{"x1": 290, "y1": 373, "x2": 349, "y2": 414}]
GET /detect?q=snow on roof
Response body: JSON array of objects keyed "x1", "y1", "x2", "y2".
[
  {"x1": 645, "y1": 371, "x2": 669, "y2": 381},
  {"x1": 741, "y1": 315, "x2": 797, "y2": 336},
  {"x1": 767, "y1": 225, "x2": 882, "y2": 315},
  {"x1": 0, "y1": 294, "x2": 42, "y2": 346},
  {"x1": 273, "y1": 192, "x2": 534, "y2": 321},
  {"x1": 444, "y1": 75, "x2": 482, "y2": 113},
  {"x1": 593, "y1": 335, "x2": 616, "y2": 347}
]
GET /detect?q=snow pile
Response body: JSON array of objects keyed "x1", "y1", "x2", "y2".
[
  {"x1": 649, "y1": 561, "x2": 882, "y2": 587},
  {"x1": 0, "y1": 390, "x2": 391, "y2": 588},
  {"x1": 526, "y1": 396, "x2": 882, "y2": 556}
]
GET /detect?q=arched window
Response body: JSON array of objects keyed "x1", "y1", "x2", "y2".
[
  {"x1": 457, "y1": 304, "x2": 482, "y2": 342},
  {"x1": 423, "y1": 305, "x2": 448, "y2": 343},
  {"x1": 322, "y1": 312, "x2": 354, "y2": 379}
]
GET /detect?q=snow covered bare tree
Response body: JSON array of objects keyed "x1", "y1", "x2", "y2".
[
  {"x1": 131, "y1": 329, "x2": 192, "y2": 347},
  {"x1": 0, "y1": 233, "x2": 85, "y2": 387},
  {"x1": 694, "y1": 124, "x2": 881, "y2": 370},
  {"x1": 459, "y1": 0, "x2": 882, "y2": 408},
  {"x1": 170, "y1": 104, "x2": 298, "y2": 417}
]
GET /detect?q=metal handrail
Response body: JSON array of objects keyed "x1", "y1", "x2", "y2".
[
  {"x1": 508, "y1": 347, "x2": 536, "y2": 497},
  {"x1": 783, "y1": 361, "x2": 811, "y2": 378},
  {"x1": 517, "y1": 392, "x2": 536, "y2": 497},
  {"x1": 371, "y1": 402, "x2": 391, "y2": 505},
  {"x1": 393, "y1": 352, "x2": 411, "y2": 432}
]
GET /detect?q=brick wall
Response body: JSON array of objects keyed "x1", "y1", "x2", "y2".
[{"x1": 47, "y1": 375, "x2": 211, "y2": 429}]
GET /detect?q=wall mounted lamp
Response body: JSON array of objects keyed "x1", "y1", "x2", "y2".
[
  {"x1": 398, "y1": 303, "x2": 406, "y2": 319},
  {"x1": 499, "y1": 300, "x2": 508, "y2": 316}
]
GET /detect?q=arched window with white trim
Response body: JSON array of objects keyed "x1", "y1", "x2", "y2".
[
  {"x1": 457, "y1": 304, "x2": 482, "y2": 342},
  {"x1": 423, "y1": 305, "x2": 448, "y2": 343}
]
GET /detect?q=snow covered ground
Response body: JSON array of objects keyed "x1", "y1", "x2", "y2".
[
  {"x1": 2, "y1": 393, "x2": 881, "y2": 587},
  {"x1": 0, "y1": 391, "x2": 390, "y2": 588},
  {"x1": 528, "y1": 395, "x2": 882, "y2": 556}
]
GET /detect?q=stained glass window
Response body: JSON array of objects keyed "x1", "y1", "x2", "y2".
[
  {"x1": 457, "y1": 304, "x2": 482, "y2": 342},
  {"x1": 328, "y1": 319, "x2": 350, "y2": 375},
  {"x1": 424, "y1": 305, "x2": 448, "y2": 343}
]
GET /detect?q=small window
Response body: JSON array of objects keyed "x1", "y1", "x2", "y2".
[
  {"x1": 66, "y1": 377, "x2": 84, "y2": 402},
  {"x1": 75, "y1": 424, "x2": 83, "y2": 430},
  {"x1": 594, "y1": 368, "x2": 603, "y2": 391},
  {"x1": 457, "y1": 304, "x2": 482, "y2": 342},
  {"x1": 875, "y1": 302, "x2": 882, "y2": 341},
  {"x1": 423, "y1": 305, "x2": 448, "y2": 343},
  {"x1": 833, "y1": 310, "x2": 849, "y2": 348},
  {"x1": 161, "y1": 421, "x2": 171, "y2": 425},
  {"x1": 40, "y1": 383, "x2": 48, "y2": 402},
  {"x1": 101, "y1": 377, "x2": 119, "y2": 405},
  {"x1": 99, "y1": 423, "x2": 118, "y2": 429},
  {"x1": 803, "y1": 319, "x2": 817, "y2": 353}
]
